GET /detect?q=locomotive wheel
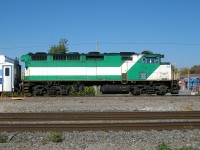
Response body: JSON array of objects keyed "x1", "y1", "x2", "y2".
[
  {"x1": 131, "y1": 86, "x2": 141, "y2": 95},
  {"x1": 73, "y1": 82, "x2": 79, "y2": 92},
  {"x1": 58, "y1": 85, "x2": 70, "y2": 95},
  {"x1": 32, "y1": 85, "x2": 45, "y2": 96},
  {"x1": 72, "y1": 82, "x2": 84, "y2": 92},
  {"x1": 156, "y1": 85, "x2": 167, "y2": 96}
]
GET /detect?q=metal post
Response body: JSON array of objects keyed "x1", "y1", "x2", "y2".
[
  {"x1": 96, "y1": 40, "x2": 99, "y2": 52},
  {"x1": 188, "y1": 68, "x2": 189, "y2": 91}
]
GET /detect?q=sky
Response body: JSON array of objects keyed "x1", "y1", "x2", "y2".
[{"x1": 0, "y1": 0, "x2": 200, "y2": 68}]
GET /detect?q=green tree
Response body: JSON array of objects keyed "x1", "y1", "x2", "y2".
[
  {"x1": 190, "y1": 65, "x2": 200, "y2": 74},
  {"x1": 180, "y1": 67, "x2": 190, "y2": 74},
  {"x1": 181, "y1": 65, "x2": 200, "y2": 74},
  {"x1": 49, "y1": 39, "x2": 68, "y2": 54}
]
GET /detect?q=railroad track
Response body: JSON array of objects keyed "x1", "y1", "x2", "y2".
[
  {"x1": 0, "y1": 111, "x2": 200, "y2": 131},
  {"x1": 2, "y1": 94, "x2": 200, "y2": 100}
]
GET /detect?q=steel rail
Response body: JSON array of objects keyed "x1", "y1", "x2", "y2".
[
  {"x1": 1, "y1": 112, "x2": 200, "y2": 131},
  {"x1": 0, "y1": 111, "x2": 200, "y2": 122},
  {"x1": 17, "y1": 95, "x2": 199, "y2": 98},
  {"x1": 0, "y1": 121, "x2": 200, "y2": 131},
  {"x1": 4, "y1": 95, "x2": 200, "y2": 99}
]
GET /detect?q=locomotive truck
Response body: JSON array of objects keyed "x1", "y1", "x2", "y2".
[{"x1": 20, "y1": 51, "x2": 179, "y2": 96}]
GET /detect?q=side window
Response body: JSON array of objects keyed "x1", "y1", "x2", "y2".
[
  {"x1": 155, "y1": 57, "x2": 159, "y2": 63},
  {"x1": 147, "y1": 58, "x2": 156, "y2": 64},
  {"x1": 142, "y1": 57, "x2": 146, "y2": 63},
  {"x1": 143, "y1": 57, "x2": 159, "y2": 64},
  {"x1": 5, "y1": 68, "x2": 9, "y2": 76}
]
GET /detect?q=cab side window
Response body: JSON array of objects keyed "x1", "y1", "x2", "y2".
[
  {"x1": 143, "y1": 57, "x2": 159, "y2": 64},
  {"x1": 5, "y1": 68, "x2": 9, "y2": 76}
]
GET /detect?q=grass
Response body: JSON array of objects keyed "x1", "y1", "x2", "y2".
[
  {"x1": 156, "y1": 142, "x2": 170, "y2": 150},
  {"x1": 156, "y1": 142, "x2": 197, "y2": 150},
  {"x1": 48, "y1": 132, "x2": 63, "y2": 143},
  {"x1": 0, "y1": 134, "x2": 8, "y2": 143}
]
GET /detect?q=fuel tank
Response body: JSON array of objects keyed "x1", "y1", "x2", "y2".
[{"x1": 100, "y1": 84, "x2": 130, "y2": 94}]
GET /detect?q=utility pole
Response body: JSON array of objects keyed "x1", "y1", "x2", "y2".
[
  {"x1": 188, "y1": 68, "x2": 190, "y2": 91},
  {"x1": 96, "y1": 40, "x2": 99, "y2": 52}
]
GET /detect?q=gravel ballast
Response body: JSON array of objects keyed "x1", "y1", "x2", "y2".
[
  {"x1": 0, "y1": 130, "x2": 200, "y2": 150},
  {"x1": 0, "y1": 96, "x2": 200, "y2": 149},
  {"x1": 0, "y1": 96, "x2": 199, "y2": 113}
]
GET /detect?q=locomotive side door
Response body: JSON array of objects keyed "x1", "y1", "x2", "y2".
[
  {"x1": 2, "y1": 65, "x2": 12, "y2": 92},
  {"x1": 121, "y1": 61, "x2": 128, "y2": 82}
]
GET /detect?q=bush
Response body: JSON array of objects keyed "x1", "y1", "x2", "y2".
[
  {"x1": 156, "y1": 143, "x2": 196, "y2": 150},
  {"x1": 176, "y1": 146, "x2": 196, "y2": 150},
  {"x1": 1, "y1": 92, "x2": 23, "y2": 97},
  {"x1": 69, "y1": 86, "x2": 95, "y2": 96},
  {"x1": 1, "y1": 92, "x2": 13, "y2": 97},
  {"x1": 156, "y1": 142, "x2": 170, "y2": 150},
  {"x1": 24, "y1": 92, "x2": 32, "y2": 97},
  {"x1": 79, "y1": 86, "x2": 95, "y2": 96},
  {"x1": 48, "y1": 132, "x2": 63, "y2": 143},
  {"x1": 0, "y1": 134, "x2": 8, "y2": 143}
]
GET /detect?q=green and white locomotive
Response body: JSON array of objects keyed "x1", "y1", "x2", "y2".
[{"x1": 20, "y1": 51, "x2": 179, "y2": 95}]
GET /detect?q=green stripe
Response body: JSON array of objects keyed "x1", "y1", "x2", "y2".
[{"x1": 25, "y1": 75, "x2": 121, "y2": 81}]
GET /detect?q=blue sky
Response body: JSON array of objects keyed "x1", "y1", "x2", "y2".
[{"x1": 0, "y1": 0, "x2": 200, "y2": 68}]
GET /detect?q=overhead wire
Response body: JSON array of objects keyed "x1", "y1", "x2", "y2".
[{"x1": 0, "y1": 42, "x2": 200, "y2": 50}]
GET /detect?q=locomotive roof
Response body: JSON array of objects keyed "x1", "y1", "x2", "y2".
[{"x1": 25, "y1": 51, "x2": 164, "y2": 57}]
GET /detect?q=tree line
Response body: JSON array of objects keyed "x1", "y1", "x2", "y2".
[{"x1": 181, "y1": 66, "x2": 200, "y2": 74}]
